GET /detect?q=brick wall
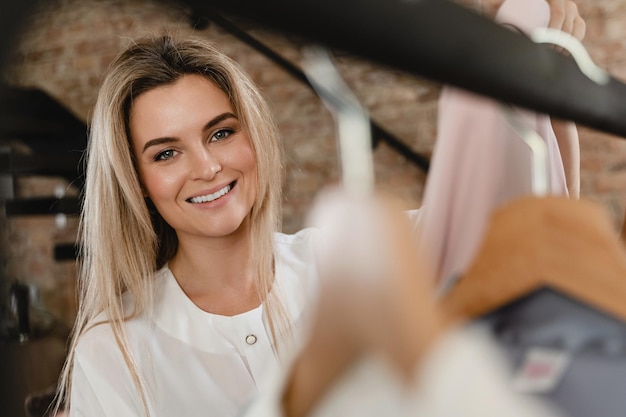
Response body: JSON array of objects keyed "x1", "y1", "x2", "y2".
[{"x1": 2, "y1": 0, "x2": 626, "y2": 326}]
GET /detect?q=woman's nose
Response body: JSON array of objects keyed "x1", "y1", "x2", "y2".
[{"x1": 190, "y1": 148, "x2": 222, "y2": 180}]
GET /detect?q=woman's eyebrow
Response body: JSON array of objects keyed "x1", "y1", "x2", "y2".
[
  {"x1": 202, "y1": 112, "x2": 237, "y2": 133},
  {"x1": 142, "y1": 137, "x2": 178, "y2": 154}
]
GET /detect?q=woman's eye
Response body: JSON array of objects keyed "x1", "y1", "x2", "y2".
[
  {"x1": 155, "y1": 149, "x2": 175, "y2": 161},
  {"x1": 210, "y1": 128, "x2": 234, "y2": 142}
]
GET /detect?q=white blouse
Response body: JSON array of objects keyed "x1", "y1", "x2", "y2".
[{"x1": 69, "y1": 228, "x2": 320, "y2": 417}]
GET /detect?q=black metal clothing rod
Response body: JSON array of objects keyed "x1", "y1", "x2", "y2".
[{"x1": 187, "y1": 0, "x2": 626, "y2": 139}]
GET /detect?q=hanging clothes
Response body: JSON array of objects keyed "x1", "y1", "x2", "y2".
[
  {"x1": 441, "y1": 194, "x2": 626, "y2": 417},
  {"x1": 477, "y1": 287, "x2": 626, "y2": 417},
  {"x1": 416, "y1": 0, "x2": 569, "y2": 291}
]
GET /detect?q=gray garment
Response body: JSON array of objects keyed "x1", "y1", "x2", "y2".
[{"x1": 476, "y1": 288, "x2": 626, "y2": 417}]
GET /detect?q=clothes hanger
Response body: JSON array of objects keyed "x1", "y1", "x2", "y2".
[
  {"x1": 495, "y1": 25, "x2": 610, "y2": 200},
  {"x1": 441, "y1": 195, "x2": 626, "y2": 322},
  {"x1": 529, "y1": 28, "x2": 610, "y2": 86},
  {"x1": 300, "y1": 45, "x2": 374, "y2": 197},
  {"x1": 499, "y1": 103, "x2": 550, "y2": 198}
]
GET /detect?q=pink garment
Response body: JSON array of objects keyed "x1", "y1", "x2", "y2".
[
  {"x1": 417, "y1": 0, "x2": 569, "y2": 291},
  {"x1": 496, "y1": 0, "x2": 550, "y2": 34}
]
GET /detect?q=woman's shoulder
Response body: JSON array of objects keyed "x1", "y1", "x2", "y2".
[
  {"x1": 74, "y1": 268, "x2": 169, "y2": 361},
  {"x1": 73, "y1": 318, "x2": 132, "y2": 377},
  {"x1": 273, "y1": 206, "x2": 423, "y2": 247},
  {"x1": 74, "y1": 313, "x2": 154, "y2": 374},
  {"x1": 274, "y1": 226, "x2": 319, "y2": 243},
  {"x1": 274, "y1": 227, "x2": 319, "y2": 254},
  {"x1": 273, "y1": 227, "x2": 320, "y2": 262}
]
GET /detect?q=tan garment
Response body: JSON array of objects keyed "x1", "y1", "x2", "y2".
[{"x1": 442, "y1": 196, "x2": 626, "y2": 323}]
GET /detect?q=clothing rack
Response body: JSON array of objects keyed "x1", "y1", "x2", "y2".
[{"x1": 182, "y1": 0, "x2": 626, "y2": 139}]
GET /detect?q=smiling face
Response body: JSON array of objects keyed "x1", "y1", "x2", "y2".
[{"x1": 129, "y1": 74, "x2": 258, "y2": 243}]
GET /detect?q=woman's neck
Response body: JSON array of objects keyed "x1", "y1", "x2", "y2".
[{"x1": 169, "y1": 228, "x2": 261, "y2": 316}]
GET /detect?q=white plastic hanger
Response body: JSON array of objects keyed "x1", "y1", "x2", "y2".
[
  {"x1": 300, "y1": 46, "x2": 375, "y2": 197},
  {"x1": 499, "y1": 104, "x2": 550, "y2": 197},
  {"x1": 497, "y1": 27, "x2": 609, "y2": 199},
  {"x1": 530, "y1": 28, "x2": 610, "y2": 85}
]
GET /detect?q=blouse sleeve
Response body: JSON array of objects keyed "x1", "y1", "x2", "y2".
[{"x1": 69, "y1": 358, "x2": 108, "y2": 417}]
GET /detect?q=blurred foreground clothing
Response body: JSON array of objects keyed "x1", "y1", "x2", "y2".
[{"x1": 241, "y1": 326, "x2": 565, "y2": 417}]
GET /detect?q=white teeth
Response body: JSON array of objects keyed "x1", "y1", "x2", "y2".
[{"x1": 189, "y1": 184, "x2": 232, "y2": 203}]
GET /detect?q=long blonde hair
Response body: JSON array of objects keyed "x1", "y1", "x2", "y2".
[{"x1": 56, "y1": 34, "x2": 286, "y2": 415}]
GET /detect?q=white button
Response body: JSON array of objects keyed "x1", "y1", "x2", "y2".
[{"x1": 245, "y1": 334, "x2": 257, "y2": 345}]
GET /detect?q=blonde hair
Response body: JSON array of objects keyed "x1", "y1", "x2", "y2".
[{"x1": 55, "y1": 34, "x2": 286, "y2": 415}]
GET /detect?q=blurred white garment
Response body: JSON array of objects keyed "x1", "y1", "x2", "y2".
[{"x1": 241, "y1": 327, "x2": 566, "y2": 417}]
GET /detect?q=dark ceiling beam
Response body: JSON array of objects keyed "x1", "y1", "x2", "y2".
[
  {"x1": 5, "y1": 197, "x2": 80, "y2": 216},
  {"x1": 0, "y1": 84, "x2": 88, "y2": 155},
  {"x1": 54, "y1": 243, "x2": 79, "y2": 261},
  {"x1": 0, "y1": 152, "x2": 82, "y2": 176},
  {"x1": 0, "y1": 152, "x2": 84, "y2": 191}
]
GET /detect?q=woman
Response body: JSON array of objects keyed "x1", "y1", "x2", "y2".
[
  {"x1": 55, "y1": 0, "x2": 585, "y2": 415},
  {"x1": 56, "y1": 35, "x2": 318, "y2": 417}
]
